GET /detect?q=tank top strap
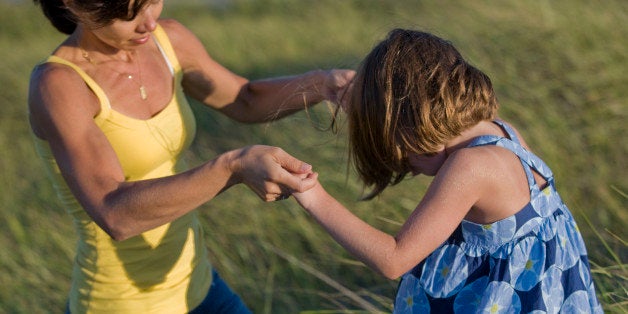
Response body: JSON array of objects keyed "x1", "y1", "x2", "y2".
[
  {"x1": 43, "y1": 55, "x2": 112, "y2": 123},
  {"x1": 467, "y1": 120, "x2": 555, "y2": 195},
  {"x1": 152, "y1": 24, "x2": 180, "y2": 75}
]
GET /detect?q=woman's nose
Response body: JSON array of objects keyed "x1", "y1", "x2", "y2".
[{"x1": 137, "y1": 9, "x2": 158, "y2": 33}]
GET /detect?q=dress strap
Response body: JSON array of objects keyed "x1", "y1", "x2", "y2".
[
  {"x1": 467, "y1": 120, "x2": 555, "y2": 195},
  {"x1": 492, "y1": 119, "x2": 519, "y2": 143}
]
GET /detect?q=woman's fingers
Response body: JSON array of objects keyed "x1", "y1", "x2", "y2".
[{"x1": 233, "y1": 145, "x2": 318, "y2": 201}]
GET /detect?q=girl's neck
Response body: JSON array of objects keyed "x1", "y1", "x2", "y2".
[{"x1": 444, "y1": 120, "x2": 503, "y2": 154}]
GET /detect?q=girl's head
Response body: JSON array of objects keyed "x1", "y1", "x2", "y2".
[
  {"x1": 34, "y1": 0, "x2": 156, "y2": 35},
  {"x1": 348, "y1": 29, "x2": 498, "y2": 199}
]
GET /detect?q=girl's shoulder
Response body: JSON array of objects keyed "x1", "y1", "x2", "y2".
[
  {"x1": 443, "y1": 145, "x2": 534, "y2": 224},
  {"x1": 446, "y1": 144, "x2": 514, "y2": 171},
  {"x1": 431, "y1": 146, "x2": 506, "y2": 202},
  {"x1": 445, "y1": 142, "x2": 529, "y2": 186},
  {"x1": 443, "y1": 119, "x2": 534, "y2": 175}
]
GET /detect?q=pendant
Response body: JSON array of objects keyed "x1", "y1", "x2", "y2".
[{"x1": 139, "y1": 86, "x2": 148, "y2": 100}]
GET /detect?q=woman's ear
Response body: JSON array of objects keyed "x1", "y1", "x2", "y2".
[
  {"x1": 60, "y1": 0, "x2": 88, "y2": 28},
  {"x1": 61, "y1": 0, "x2": 78, "y2": 16}
]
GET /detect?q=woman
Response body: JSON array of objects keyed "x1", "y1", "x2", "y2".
[{"x1": 28, "y1": 0, "x2": 354, "y2": 313}]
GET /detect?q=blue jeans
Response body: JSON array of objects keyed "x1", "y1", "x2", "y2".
[
  {"x1": 189, "y1": 270, "x2": 252, "y2": 314},
  {"x1": 65, "y1": 270, "x2": 251, "y2": 313}
]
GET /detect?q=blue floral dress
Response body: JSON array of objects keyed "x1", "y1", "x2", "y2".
[{"x1": 393, "y1": 120, "x2": 603, "y2": 313}]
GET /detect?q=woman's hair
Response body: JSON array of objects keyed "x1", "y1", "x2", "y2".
[
  {"x1": 348, "y1": 29, "x2": 498, "y2": 199},
  {"x1": 33, "y1": 0, "x2": 153, "y2": 35}
]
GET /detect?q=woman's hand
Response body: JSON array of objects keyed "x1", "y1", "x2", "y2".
[
  {"x1": 322, "y1": 69, "x2": 356, "y2": 107},
  {"x1": 227, "y1": 145, "x2": 317, "y2": 201}
]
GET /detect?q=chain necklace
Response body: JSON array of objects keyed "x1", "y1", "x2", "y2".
[{"x1": 78, "y1": 43, "x2": 148, "y2": 101}]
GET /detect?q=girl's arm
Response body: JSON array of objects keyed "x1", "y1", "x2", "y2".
[
  {"x1": 294, "y1": 150, "x2": 491, "y2": 279},
  {"x1": 162, "y1": 19, "x2": 355, "y2": 123}
]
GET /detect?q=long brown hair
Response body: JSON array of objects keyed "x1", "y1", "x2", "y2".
[
  {"x1": 348, "y1": 29, "x2": 498, "y2": 199},
  {"x1": 34, "y1": 0, "x2": 153, "y2": 34}
]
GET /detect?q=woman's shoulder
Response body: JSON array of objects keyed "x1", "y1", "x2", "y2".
[
  {"x1": 157, "y1": 18, "x2": 197, "y2": 44},
  {"x1": 29, "y1": 58, "x2": 100, "y2": 129},
  {"x1": 31, "y1": 59, "x2": 86, "y2": 97},
  {"x1": 156, "y1": 18, "x2": 208, "y2": 67},
  {"x1": 33, "y1": 39, "x2": 87, "y2": 83},
  {"x1": 157, "y1": 18, "x2": 184, "y2": 32}
]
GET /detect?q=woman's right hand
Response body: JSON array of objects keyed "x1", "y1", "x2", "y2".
[{"x1": 227, "y1": 145, "x2": 317, "y2": 202}]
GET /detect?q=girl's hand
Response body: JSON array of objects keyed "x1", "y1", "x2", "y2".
[{"x1": 292, "y1": 172, "x2": 324, "y2": 209}]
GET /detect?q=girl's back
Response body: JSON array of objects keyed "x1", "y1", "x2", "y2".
[
  {"x1": 394, "y1": 120, "x2": 602, "y2": 313},
  {"x1": 452, "y1": 120, "x2": 547, "y2": 224}
]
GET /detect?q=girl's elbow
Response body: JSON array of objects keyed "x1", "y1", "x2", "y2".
[
  {"x1": 379, "y1": 268, "x2": 405, "y2": 280},
  {"x1": 375, "y1": 262, "x2": 407, "y2": 280}
]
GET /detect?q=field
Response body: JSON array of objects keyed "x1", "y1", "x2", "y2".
[{"x1": 0, "y1": 0, "x2": 625, "y2": 313}]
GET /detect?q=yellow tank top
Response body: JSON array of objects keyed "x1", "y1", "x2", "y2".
[{"x1": 32, "y1": 25, "x2": 212, "y2": 313}]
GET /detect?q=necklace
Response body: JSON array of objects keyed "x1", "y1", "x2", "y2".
[{"x1": 78, "y1": 43, "x2": 148, "y2": 101}]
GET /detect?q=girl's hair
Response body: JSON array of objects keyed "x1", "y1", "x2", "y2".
[
  {"x1": 348, "y1": 29, "x2": 498, "y2": 199},
  {"x1": 33, "y1": 0, "x2": 153, "y2": 35}
]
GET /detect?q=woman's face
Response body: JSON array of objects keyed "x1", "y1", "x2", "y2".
[
  {"x1": 407, "y1": 147, "x2": 447, "y2": 177},
  {"x1": 82, "y1": 0, "x2": 164, "y2": 50}
]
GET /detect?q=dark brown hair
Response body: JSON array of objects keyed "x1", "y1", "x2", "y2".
[
  {"x1": 33, "y1": 0, "x2": 153, "y2": 34},
  {"x1": 348, "y1": 29, "x2": 498, "y2": 199}
]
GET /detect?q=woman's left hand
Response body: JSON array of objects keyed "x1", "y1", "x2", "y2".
[{"x1": 322, "y1": 69, "x2": 356, "y2": 107}]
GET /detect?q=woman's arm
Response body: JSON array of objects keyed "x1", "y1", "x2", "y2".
[
  {"x1": 161, "y1": 19, "x2": 355, "y2": 123},
  {"x1": 29, "y1": 63, "x2": 314, "y2": 241}
]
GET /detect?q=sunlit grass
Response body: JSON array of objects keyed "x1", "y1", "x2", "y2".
[{"x1": 0, "y1": 0, "x2": 625, "y2": 313}]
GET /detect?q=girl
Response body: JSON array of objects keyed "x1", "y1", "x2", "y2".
[{"x1": 293, "y1": 29, "x2": 602, "y2": 313}]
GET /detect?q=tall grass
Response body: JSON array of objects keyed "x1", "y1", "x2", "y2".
[{"x1": 0, "y1": 0, "x2": 625, "y2": 313}]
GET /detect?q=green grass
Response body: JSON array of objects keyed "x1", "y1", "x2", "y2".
[{"x1": 0, "y1": 0, "x2": 626, "y2": 313}]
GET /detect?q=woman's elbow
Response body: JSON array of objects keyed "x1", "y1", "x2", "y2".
[
  {"x1": 92, "y1": 210, "x2": 135, "y2": 241},
  {"x1": 218, "y1": 105, "x2": 262, "y2": 124},
  {"x1": 101, "y1": 221, "x2": 131, "y2": 242},
  {"x1": 107, "y1": 228, "x2": 133, "y2": 242}
]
